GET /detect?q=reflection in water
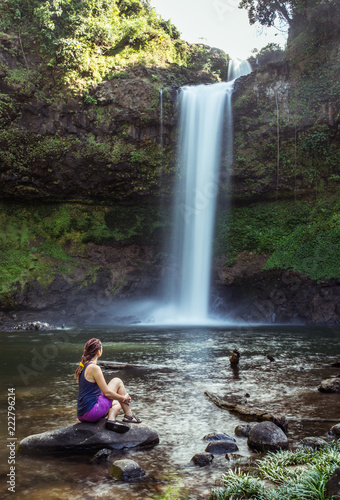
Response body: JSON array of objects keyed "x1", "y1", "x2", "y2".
[{"x1": 1, "y1": 325, "x2": 340, "y2": 499}]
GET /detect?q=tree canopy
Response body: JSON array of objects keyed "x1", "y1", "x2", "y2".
[
  {"x1": 238, "y1": 0, "x2": 327, "y2": 29},
  {"x1": 238, "y1": 0, "x2": 295, "y2": 28}
]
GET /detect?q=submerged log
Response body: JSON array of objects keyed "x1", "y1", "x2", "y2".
[
  {"x1": 204, "y1": 391, "x2": 288, "y2": 433},
  {"x1": 98, "y1": 360, "x2": 148, "y2": 370},
  {"x1": 287, "y1": 417, "x2": 340, "y2": 423},
  {"x1": 98, "y1": 361, "x2": 174, "y2": 373}
]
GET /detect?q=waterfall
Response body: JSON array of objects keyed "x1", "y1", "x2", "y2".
[
  {"x1": 167, "y1": 82, "x2": 232, "y2": 323},
  {"x1": 154, "y1": 60, "x2": 251, "y2": 325},
  {"x1": 228, "y1": 58, "x2": 252, "y2": 81}
]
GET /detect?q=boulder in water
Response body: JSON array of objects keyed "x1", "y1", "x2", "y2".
[
  {"x1": 298, "y1": 437, "x2": 329, "y2": 449},
  {"x1": 192, "y1": 452, "x2": 214, "y2": 467},
  {"x1": 318, "y1": 378, "x2": 340, "y2": 393},
  {"x1": 235, "y1": 423, "x2": 257, "y2": 437},
  {"x1": 205, "y1": 440, "x2": 238, "y2": 454},
  {"x1": 18, "y1": 419, "x2": 159, "y2": 455},
  {"x1": 247, "y1": 422, "x2": 289, "y2": 452},
  {"x1": 326, "y1": 467, "x2": 340, "y2": 500},
  {"x1": 203, "y1": 432, "x2": 236, "y2": 442},
  {"x1": 109, "y1": 459, "x2": 145, "y2": 481},
  {"x1": 330, "y1": 423, "x2": 340, "y2": 437}
]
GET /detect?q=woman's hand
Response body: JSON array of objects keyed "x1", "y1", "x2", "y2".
[{"x1": 121, "y1": 393, "x2": 131, "y2": 405}]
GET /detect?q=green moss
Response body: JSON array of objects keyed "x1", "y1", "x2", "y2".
[
  {"x1": 0, "y1": 129, "x2": 81, "y2": 172},
  {"x1": 215, "y1": 194, "x2": 340, "y2": 280},
  {"x1": 0, "y1": 200, "x2": 169, "y2": 295}
]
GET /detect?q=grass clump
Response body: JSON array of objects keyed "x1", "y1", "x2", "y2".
[{"x1": 211, "y1": 443, "x2": 340, "y2": 500}]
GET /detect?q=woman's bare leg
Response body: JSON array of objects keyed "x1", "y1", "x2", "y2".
[
  {"x1": 107, "y1": 400, "x2": 121, "y2": 422},
  {"x1": 107, "y1": 377, "x2": 132, "y2": 416}
]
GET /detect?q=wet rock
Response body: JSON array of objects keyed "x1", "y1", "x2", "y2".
[
  {"x1": 247, "y1": 422, "x2": 289, "y2": 452},
  {"x1": 230, "y1": 349, "x2": 240, "y2": 366},
  {"x1": 13, "y1": 321, "x2": 56, "y2": 331},
  {"x1": 90, "y1": 448, "x2": 116, "y2": 464},
  {"x1": 203, "y1": 432, "x2": 236, "y2": 442},
  {"x1": 318, "y1": 378, "x2": 340, "y2": 393},
  {"x1": 192, "y1": 452, "x2": 214, "y2": 467},
  {"x1": 326, "y1": 467, "x2": 340, "y2": 500},
  {"x1": 205, "y1": 440, "x2": 238, "y2": 454},
  {"x1": 227, "y1": 453, "x2": 245, "y2": 462},
  {"x1": 330, "y1": 423, "x2": 340, "y2": 437},
  {"x1": 235, "y1": 423, "x2": 257, "y2": 438},
  {"x1": 298, "y1": 437, "x2": 329, "y2": 449},
  {"x1": 18, "y1": 419, "x2": 159, "y2": 455},
  {"x1": 109, "y1": 459, "x2": 145, "y2": 481}
]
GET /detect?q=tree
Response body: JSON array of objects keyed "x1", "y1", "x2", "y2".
[{"x1": 238, "y1": 0, "x2": 295, "y2": 28}]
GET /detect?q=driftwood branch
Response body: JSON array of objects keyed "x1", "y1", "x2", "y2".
[
  {"x1": 204, "y1": 392, "x2": 339, "y2": 430},
  {"x1": 286, "y1": 418, "x2": 340, "y2": 423},
  {"x1": 98, "y1": 361, "x2": 173, "y2": 373},
  {"x1": 205, "y1": 391, "x2": 288, "y2": 433},
  {"x1": 98, "y1": 361, "x2": 147, "y2": 370}
]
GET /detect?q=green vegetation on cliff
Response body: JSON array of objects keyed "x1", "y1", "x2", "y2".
[
  {"x1": 230, "y1": 0, "x2": 340, "y2": 283},
  {"x1": 0, "y1": 0, "x2": 229, "y2": 206},
  {"x1": 215, "y1": 195, "x2": 340, "y2": 280},
  {"x1": 0, "y1": 0, "x2": 228, "y2": 93},
  {"x1": 0, "y1": 201, "x2": 167, "y2": 303}
]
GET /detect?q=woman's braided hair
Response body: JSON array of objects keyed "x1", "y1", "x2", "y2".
[{"x1": 75, "y1": 338, "x2": 102, "y2": 380}]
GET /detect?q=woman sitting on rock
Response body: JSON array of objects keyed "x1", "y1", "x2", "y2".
[{"x1": 75, "y1": 338, "x2": 141, "y2": 431}]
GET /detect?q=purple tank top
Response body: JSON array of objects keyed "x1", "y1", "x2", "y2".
[{"x1": 77, "y1": 363, "x2": 101, "y2": 416}]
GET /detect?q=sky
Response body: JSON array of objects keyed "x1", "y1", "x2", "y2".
[{"x1": 149, "y1": 0, "x2": 288, "y2": 60}]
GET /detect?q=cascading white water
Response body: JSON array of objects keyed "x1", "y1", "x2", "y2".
[
  {"x1": 228, "y1": 58, "x2": 252, "y2": 81},
  {"x1": 168, "y1": 82, "x2": 233, "y2": 323},
  {"x1": 154, "y1": 60, "x2": 252, "y2": 325}
]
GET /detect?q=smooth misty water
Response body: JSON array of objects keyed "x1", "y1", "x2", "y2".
[
  {"x1": 167, "y1": 82, "x2": 233, "y2": 323},
  {"x1": 157, "y1": 60, "x2": 252, "y2": 325},
  {"x1": 1, "y1": 325, "x2": 340, "y2": 499}
]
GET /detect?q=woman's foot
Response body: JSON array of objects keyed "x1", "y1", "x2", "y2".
[{"x1": 123, "y1": 413, "x2": 141, "y2": 424}]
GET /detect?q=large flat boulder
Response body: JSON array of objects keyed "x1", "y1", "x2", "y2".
[{"x1": 18, "y1": 419, "x2": 159, "y2": 455}]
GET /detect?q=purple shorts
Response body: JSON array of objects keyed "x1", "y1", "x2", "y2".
[{"x1": 78, "y1": 393, "x2": 112, "y2": 422}]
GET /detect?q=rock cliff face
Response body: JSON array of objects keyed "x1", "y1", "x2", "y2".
[
  {"x1": 229, "y1": 59, "x2": 340, "y2": 200},
  {"x1": 0, "y1": 65, "x2": 173, "y2": 202},
  {"x1": 0, "y1": 35, "x2": 224, "y2": 202}
]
